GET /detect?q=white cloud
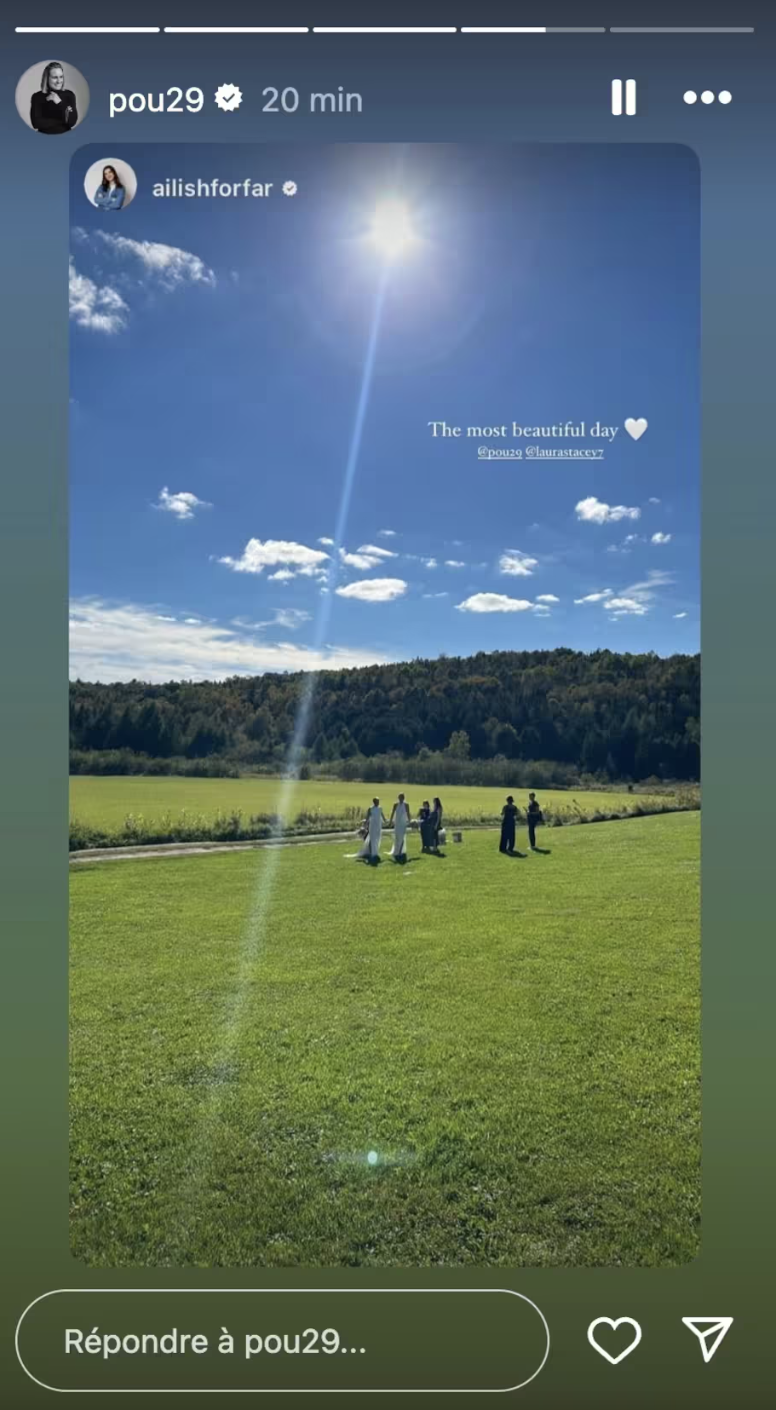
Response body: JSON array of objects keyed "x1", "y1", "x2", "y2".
[
  {"x1": 318, "y1": 536, "x2": 335, "y2": 547},
  {"x1": 71, "y1": 231, "x2": 215, "y2": 335},
  {"x1": 574, "y1": 571, "x2": 672, "y2": 618},
  {"x1": 339, "y1": 548, "x2": 383, "y2": 571},
  {"x1": 628, "y1": 569, "x2": 674, "y2": 592},
  {"x1": 377, "y1": 528, "x2": 397, "y2": 538},
  {"x1": 651, "y1": 531, "x2": 672, "y2": 545},
  {"x1": 155, "y1": 486, "x2": 211, "y2": 520},
  {"x1": 297, "y1": 564, "x2": 329, "y2": 579},
  {"x1": 444, "y1": 560, "x2": 466, "y2": 568},
  {"x1": 335, "y1": 578, "x2": 408, "y2": 602},
  {"x1": 674, "y1": 612, "x2": 688, "y2": 619},
  {"x1": 649, "y1": 497, "x2": 661, "y2": 505},
  {"x1": 607, "y1": 532, "x2": 643, "y2": 554},
  {"x1": 231, "y1": 612, "x2": 310, "y2": 632},
  {"x1": 423, "y1": 591, "x2": 449, "y2": 599},
  {"x1": 357, "y1": 543, "x2": 397, "y2": 559},
  {"x1": 92, "y1": 231, "x2": 216, "y2": 288},
  {"x1": 423, "y1": 557, "x2": 439, "y2": 569},
  {"x1": 220, "y1": 539, "x2": 330, "y2": 576},
  {"x1": 536, "y1": 594, "x2": 559, "y2": 604},
  {"x1": 337, "y1": 544, "x2": 398, "y2": 571},
  {"x1": 68, "y1": 258, "x2": 128, "y2": 334},
  {"x1": 69, "y1": 598, "x2": 389, "y2": 683},
  {"x1": 456, "y1": 593, "x2": 533, "y2": 614},
  {"x1": 607, "y1": 596, "x2": 648, "y2": 616},
  {"x1": 499, "y1": 550, "x2": 538, "y2": 577},
  {"x1": 574, "y1": 590, "x2": 613, "y2": 604},
  {"x1": 575, "y1": 496, "x2": 641, "y2": 525},
  {"x1": 272, "y1": 607, "x2": 312, "y2": 630},
  {"x1": 267, "y1": 569, "x2": 296, "y2": 582}
]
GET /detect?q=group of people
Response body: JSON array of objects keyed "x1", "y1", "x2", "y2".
[
  {"x1": 354, "y1": 791, "x2": 544, "y2": 863},
  {"x1": 499, "y1": 793, "x2": 544, "y2": 854},
  {"x1": 356, "y1": 794, "x2": 444, "y2": 863}
]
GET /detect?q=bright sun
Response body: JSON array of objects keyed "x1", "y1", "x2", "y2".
[{"x1": 369, "y1": 199, "x2": 416, "y2": 261}]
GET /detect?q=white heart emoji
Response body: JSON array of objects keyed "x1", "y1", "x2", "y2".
[
  {"x1": 624, "y1": 417, "x2": 648, "y2": 441},
  {"x1": 587, "y1": 1316, "x2": 643, "y2": 1365}
]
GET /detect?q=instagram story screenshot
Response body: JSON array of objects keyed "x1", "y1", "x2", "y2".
[{"x1": 0, "y1": 5, "x2": 773, "y2": 1406}]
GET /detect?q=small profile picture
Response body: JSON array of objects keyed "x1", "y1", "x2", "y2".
[
  {"x1": 84, "y1": 158, "x2": 138, "y2": 213},
  {"x1": 15, "y1": 59, "x2": 90, "y2": 135}
]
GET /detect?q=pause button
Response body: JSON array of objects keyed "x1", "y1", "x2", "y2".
[{"x1": 611, "y1": 79, "x2": 637, "y2": 115}]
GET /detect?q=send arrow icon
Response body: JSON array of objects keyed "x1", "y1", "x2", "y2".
[{"x1": 682, "y1": 1317, "x2": 734, "y2": 1363}]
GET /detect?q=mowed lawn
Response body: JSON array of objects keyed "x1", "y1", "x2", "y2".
[
  {"x1": 70, "y1": 811, "x2": 700, "y2": 1267},
  {"x1": 70, "y1": 774, "x2": 671, "y2": 828}
]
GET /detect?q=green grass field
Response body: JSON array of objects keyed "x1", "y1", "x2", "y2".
[
  {"x1": 70, "y1": 810, "x2": 700, "y2": 1267},
  {"x1": 70, "y1": 775, "x2": 677, "y2": 830}
]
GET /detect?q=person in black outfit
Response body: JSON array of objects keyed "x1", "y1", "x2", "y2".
[
  {"x1": 429, "y1": 796, "x2": 443, "y2": 852},
  {"x1": 418, "y1": 800, "x2": 431, "y2": 852},
  {"x1": 499, "y1": 795, "x2": 518, "y2": 854},
  {"x1": 527, "y1": 792, "x2": 543, "y2": 850},
  {"x1": 30, "y1": 62, "x2": 78, "y2": 134}
]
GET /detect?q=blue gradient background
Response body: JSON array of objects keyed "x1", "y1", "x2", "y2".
[{"x1": 1, "y1": 3, "x2": 773, "y2": 1404}]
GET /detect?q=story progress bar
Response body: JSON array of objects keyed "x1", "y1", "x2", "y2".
[{"x1": 14, "y1": 24, "x2": 755, "y2": 35}]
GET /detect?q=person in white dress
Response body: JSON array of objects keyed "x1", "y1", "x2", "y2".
[
  {"x1": 357, "y1": 798, "x2": 387, "y2": 862},
  {"x1": 388, "y1": 793, "x2": 411, "y2": 860}
]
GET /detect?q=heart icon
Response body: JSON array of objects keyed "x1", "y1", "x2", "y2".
[
  {"x1": 624, "y1": 417, "x2": 648, "y2": 441},
  {"x1": 587, "y1": 1317, "x2": 642, "y2": 1365}
]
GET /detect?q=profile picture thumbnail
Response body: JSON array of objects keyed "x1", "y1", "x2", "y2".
[
  {"x1": 84, "y1": 158, "x2": 138, "y2": 213},
  {"x1": 15, "y1": 59, "x2": 90, "y2": 135}
]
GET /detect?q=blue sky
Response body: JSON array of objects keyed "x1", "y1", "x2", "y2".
[{"x1": 69, "y1": 144, "x2": 698, "y2": 682}]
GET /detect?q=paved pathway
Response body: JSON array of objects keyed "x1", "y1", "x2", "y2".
[{"x1": 69, "y1": 830, "x2": 362, "y2": 865}]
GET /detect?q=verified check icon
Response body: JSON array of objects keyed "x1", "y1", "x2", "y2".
[{"x1": 214, "y1": 84, "x2": 242, "y2": 112}]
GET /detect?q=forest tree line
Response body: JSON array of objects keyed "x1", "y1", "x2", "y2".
[{"x1": 69, "y1": 648, "x2": 700, "y2": 784}]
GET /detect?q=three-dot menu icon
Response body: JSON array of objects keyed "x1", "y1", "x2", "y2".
[{"x1": 683, "y1": 89, "x2": 732, "y2": 105}]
